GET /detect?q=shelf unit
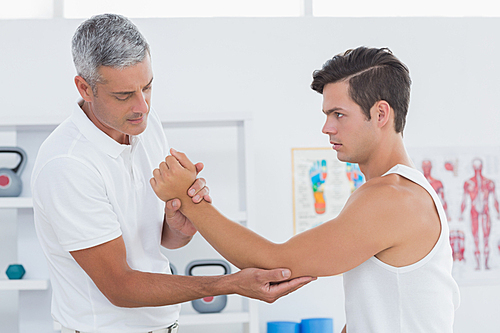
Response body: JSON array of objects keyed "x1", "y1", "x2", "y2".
[
  {"x1": 0, "y1": 279, "x2": 49, "y2": 291},
  {"x1": 0, "y1": 112, "x2": 258, "y2": 333}
]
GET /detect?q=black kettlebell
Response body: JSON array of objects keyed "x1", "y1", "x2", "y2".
[
  {"x1": 0, "y1": 147, "x2": 27, "y2": 197},
  {"x1": 185, "y1": 259, "x2": 231, "y2": 313}
]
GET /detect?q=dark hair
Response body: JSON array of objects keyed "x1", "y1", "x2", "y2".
[{"x1": 311, "y1": 47, "x2": 411, "y2": 133}]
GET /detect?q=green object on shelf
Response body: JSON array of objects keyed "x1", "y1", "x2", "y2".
[{"x1": 6, "y1": 264, "x2": 25, "y2": 279}]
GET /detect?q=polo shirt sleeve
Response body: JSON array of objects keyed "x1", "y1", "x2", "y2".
[{"x1": 33, "y1": 155, "x2": 122, "y2": 252}]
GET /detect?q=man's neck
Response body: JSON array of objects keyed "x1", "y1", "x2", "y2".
[
  {"x1": 80, "y1": 101, "x2": 130, "y2": 145},
  {"x1": 358, "y1": 133, "x2": 413, "y2": 181}
]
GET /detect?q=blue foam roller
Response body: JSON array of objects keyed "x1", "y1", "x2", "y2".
[
  {"x1": 300, "y1": 318, "x2": 334, "y2": 333},
  {"x1": 267, "y1": 321, "x2": 300, "y2": 333}
]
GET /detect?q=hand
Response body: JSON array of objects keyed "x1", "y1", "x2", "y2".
[
  {"x1": 163, "y1": 159, "x2": 213, "y2": 238},
  {"x1": 169, "y1": 159, "x2": 213, "y2": 208},
  {"x1": 232, "y1": 267, "x2": 316, "y2": 303},
  {"x1": 150, "y1": 148, "x2": 197, "y2": 202},
  {"x1": 165, "y1": 172, "x2": 212, "y2": 237}
]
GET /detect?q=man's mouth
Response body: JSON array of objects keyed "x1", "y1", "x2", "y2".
[
  {"x1": 128, "y1": 114, "x2": 146, "y2": 124},
  {"x1": 330, "y1": 141, "x2": 342, "y2": 150}
]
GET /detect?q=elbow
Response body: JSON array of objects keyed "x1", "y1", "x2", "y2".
[
  {"x1": 102, "y1": 288, "x2": 139, "y2": 308},
  {"x1": 96, "y1": 274, "x2": 142, "y2": 308}
]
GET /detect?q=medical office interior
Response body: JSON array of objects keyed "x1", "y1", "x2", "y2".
[{"x1": 1, "y1": 0, "x2": 500, "y2": 332}]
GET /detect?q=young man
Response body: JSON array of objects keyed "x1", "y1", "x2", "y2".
[
  {"x1": 31, "y1": 14, "x2": 314, "y2": 333},
  {"x1": 151, "y1": 47, "x2": 461, "y2": 332}
]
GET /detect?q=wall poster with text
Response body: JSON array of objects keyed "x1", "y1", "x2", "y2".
[
  {"x1": 408, "y1": 147, "x2": 500, "y2": 285},
  {"x1": 291, "y1": 147, "x2": 365, "y2": 235}
]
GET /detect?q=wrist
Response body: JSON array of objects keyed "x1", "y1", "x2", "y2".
[{"x1": 212, "y1": 273, "x2": 237, "y2": 296}]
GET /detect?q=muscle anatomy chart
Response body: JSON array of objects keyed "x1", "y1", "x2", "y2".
[{"x1": 409, "y1": 147, "x2": 500, "y2": 285}]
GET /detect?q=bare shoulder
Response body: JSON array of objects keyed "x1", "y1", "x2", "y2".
[
  {"x1": 345, "y1": 173, "x2": 424, "y2": 211},
  {"x1": 343, "y1": 172, "x2": 441, "y2": 266}
]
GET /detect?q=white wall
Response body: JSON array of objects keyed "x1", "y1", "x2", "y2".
[{"x1": 1, "y1": 17, "x2": 500, "y2": 332}]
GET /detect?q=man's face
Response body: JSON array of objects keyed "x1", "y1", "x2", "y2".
[
  {"x1": 321, "y1": 81, "x2": 376, "y2": 164},
  {"x1": 87, "y1": 54, "x2": 153, "y2": 144}
]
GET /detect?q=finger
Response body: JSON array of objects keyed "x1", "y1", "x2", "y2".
[
  {"x1": 159, "y1": 161, "x2": 169, "y2": 174},
  {"x1": 149, "y1": 177, "x2": 156, "y2": 188},
  {"x1": 152, "y1": 168, "x2": 162, "y2": 178},
  {"x1": 187, "y1": 178, "x2": 207, "y2": 197},
  {"x1": 165, "y1": 155, "x2": 179, "y2": 169},
  {"x1": 192, "y1": 186, "x2": 209, "y2": 203},
  {"x1": 165, "y1": 199, "x2": 181, "y2": 214},
  {"x1": 204, "y1": 194, "x2": 213, "y2": 204},
  {"x1": 170, "y1": 148, "x2": 195, "y2": 171},
  {"x1": 269, "y1": 276, "x2": 316, "y2": 297},
  {"x1": 194, "y1": 162, "x2": 204, "y2": 175}
]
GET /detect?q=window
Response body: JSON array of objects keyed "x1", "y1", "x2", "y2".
[
  {"x1": 1, "y1": 0, "x2": 499, "y2": 19},
  {"x1": 64, "y1": 0, "x2": 302, "y2": 18}
]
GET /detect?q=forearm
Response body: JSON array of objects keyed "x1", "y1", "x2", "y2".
[
  {"x1": 179, "y1": 199, "x2": 283, "y2": 271},
  {"x1": 108, "y1": 269, "x2": 237, "y2": 308}
]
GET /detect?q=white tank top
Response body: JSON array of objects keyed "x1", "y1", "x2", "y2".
[{"x1": 343, "y1": 164, "x2": 460, "y2": 333}]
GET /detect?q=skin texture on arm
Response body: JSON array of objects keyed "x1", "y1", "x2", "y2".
[
  {"x1": 150, "y1": 149, "x2": 440, "y2": 279},
  {"x1": 70, "y1": 235, "x2": 315, "y2": 308},
  {"x1": 160, "y1": 162, "x2": 211, "y2": 249}
]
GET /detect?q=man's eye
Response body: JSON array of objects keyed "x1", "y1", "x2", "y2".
[
  {"x1": 117, "y1": 95, "x2": 131, "y2": 101},
  {"x1": 336, "y1": 112, "x2": 344, "y2": 118}
]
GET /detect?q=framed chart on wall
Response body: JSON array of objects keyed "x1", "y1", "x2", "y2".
[
  {"x1": 408, "y1": 146, "x2": 500, "y2": 286},
  {"x1": 291, "y1": 147, "x2": 365, "y2": 235}
]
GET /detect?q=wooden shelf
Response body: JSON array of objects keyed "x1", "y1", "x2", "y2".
[
  {"x1": 0, "y1": 279, "x2": 49, "y2": 291},
  {"x1": 0, "y1": 197, "x2": 33, "y2": 209}
]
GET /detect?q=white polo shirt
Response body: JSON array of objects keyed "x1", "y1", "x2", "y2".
[{"x1": 31, "y1": 101, "x2": 180, "y2": 332}]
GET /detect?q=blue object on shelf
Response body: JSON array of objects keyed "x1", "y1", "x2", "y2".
[
  {"x1": 6, "y1": 264, "x2": 26, "y2": 279},
  {"x1": 267, "y1": 321, "x2": 299, "y2": 333},
  {"x1": 300, "y1": 318, "x2": 334, "y2": 333}
]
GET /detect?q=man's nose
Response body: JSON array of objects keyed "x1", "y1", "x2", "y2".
[
  {"x1": 134, "y1": 92, "x2": 149, "y2": 113},
  {"x1": 322, "y1": 118, "x2": 337, "y2": 135}
]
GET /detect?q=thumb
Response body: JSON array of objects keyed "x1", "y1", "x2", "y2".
[
  {"x1": 165, "y1": 199, "x2": 181, "y2": 218},
  {"x1": 194, "y1": 162, "x2": 204, "y2": 175},
  {"x1": 265, "y1": 268, "x2": 292, "y2": 282}
]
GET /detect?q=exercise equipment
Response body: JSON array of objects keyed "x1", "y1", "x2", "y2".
[
  {"x1": 267, "y1": 321, "x2": 299, "y2": 333},
  {"x1": 185, "y1": 259, "x2": 231, "y2": 313},
  {"x1": 0, "y1": 147, "x2": 27, "y2": 197},
  {"x1": 169, "y1": 263, "x2": 177, "y2": 275},
  {"x1": 300, "y1": 318, "x2": 333, "y2": 333}
]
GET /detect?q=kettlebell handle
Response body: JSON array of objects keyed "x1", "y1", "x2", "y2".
[
  {"x1": 0, "y1": 147, "x2": 27, "y2": 175},
  {"x1": 185, "y1": 259, "x2": 231, "y2": 276}
]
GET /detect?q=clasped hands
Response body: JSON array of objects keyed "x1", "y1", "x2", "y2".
[{"x1": 150, "y1": 148, "x2": 199, "y2": 205}]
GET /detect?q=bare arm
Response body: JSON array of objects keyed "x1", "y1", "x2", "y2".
[
  {"x1": 70, "y1": 236, "x2": 315, "y2": 307},
  {"x1": 150, "y1": 150, "x2": 399, "y2": 279},
  {"x1": 161, "y1": 162, "x2": 212, "y2": 249}
]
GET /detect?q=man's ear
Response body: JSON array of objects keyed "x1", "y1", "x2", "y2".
[
  {"x1": 74, "y1": 76, "x2": 94, "y2": 102},
  {"x1": 373, "y1": 100, "x2": 392, "y2": 129}
]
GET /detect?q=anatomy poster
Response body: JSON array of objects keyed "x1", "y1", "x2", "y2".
[
  {"x1": 292, "y1": 147, "x2": 365, "y2": 234},
  {"x1": 408, "y1": 147, "x2": 500, "y2": 285}
]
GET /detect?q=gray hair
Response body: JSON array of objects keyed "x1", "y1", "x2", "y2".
[{"x1": 72, "y1": 13, "x2": 150, "y2": 92}]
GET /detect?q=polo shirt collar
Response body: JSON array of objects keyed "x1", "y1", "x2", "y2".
[{"x1": 70, "y1": 100, "x2": 141, "y2": 159}]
